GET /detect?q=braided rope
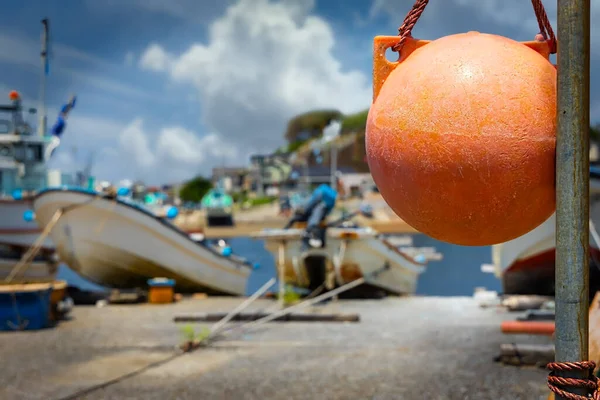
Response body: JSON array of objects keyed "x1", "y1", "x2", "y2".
[
  {"x1": 531, "y1": 0, "x2": 557, "y2": 53},
  {"x1": 392, "y1": 0, "x2": 429, "y2": 52},
  {"x1": 392, "y1": 0, "x2": 556, "y2": 54},
  {"x1": 547, "y1": 361, "x2": 600, "y2": 399}
]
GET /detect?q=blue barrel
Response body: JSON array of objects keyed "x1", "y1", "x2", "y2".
[{"x1": 0, "y1": 285, "x2": 53, "y2": 331}]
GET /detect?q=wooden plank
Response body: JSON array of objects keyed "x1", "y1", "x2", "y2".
[{"x1": 173, "y1": 312, "x2": 361, "y2": 323}]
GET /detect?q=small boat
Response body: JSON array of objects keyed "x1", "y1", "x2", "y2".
[
  {"x1": 32, "y1": 187, "x2": 254, "y2": 295},
  {"x1": 252, "y1": 220, "x2": 426, "y2": 296},
  {"x1": 0, "y1": 282, "x2": 54, "y2": 330},
  {"x1": 492, "y1": 166, "x2": 600, "y2": 296},
  {"x1": 201, "y1": 188, "x2": 234, "y2": 226}
]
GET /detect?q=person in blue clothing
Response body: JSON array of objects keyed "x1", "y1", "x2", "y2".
[
  {"x1": 45, "y1": 95, "x2": 76, "y2": 160},
  {"x1": 285, "y1": 183, "x2": 338, "y2": 248}
]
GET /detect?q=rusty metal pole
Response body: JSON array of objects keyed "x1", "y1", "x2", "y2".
[{"x1": 555, "y1": 0, "x2": 591, "y2": 398}]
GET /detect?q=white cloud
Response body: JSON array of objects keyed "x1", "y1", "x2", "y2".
[
  {"x1": 119, "y1": 118, "x2": 156, "y2": 168},
  {"x1": 138, "y1": 44, "x2": 171, "y2": 72},
  {"x1": 116, "y1": 118, "x2": 238, "y2": 182},
  {"x1": 157, "y1": 128, "x2": 237, "y2": 164},
  {"x1": 45, "y1": 112, "x2": 126, "y2": 160},
  {"x1": 139, "y1": 0, "x2": 372, "y2": 152},
  {"x1": 51, "y1": 111, "x2": 125, "y2": 141}
]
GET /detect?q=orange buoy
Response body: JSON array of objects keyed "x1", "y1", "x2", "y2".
[
  {"x1": 8, "y1": 90, "x2": 20, "y2": 101},
  {"x1": 366, "y1": 32, "x2": 557, "y2": 246}
]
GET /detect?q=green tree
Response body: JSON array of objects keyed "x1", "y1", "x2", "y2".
[
  {"x1": 179, "y1": 176, "x2": 213, "y2": 203},
  {"x1": 284, "y1": 109, "x2": 343, "y2": 143}
]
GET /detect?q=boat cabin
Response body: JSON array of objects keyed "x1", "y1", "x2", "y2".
[{"x1": 0, "y1": 91, "x2": 48, "y2": 197}]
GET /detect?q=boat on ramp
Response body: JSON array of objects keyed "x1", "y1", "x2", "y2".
[
  {"x1": 252, "y1": 217, "x2": 427, "y2": 297},
  {"x1": 32, "y1": 187, "x2": 254, "y2": 295}
]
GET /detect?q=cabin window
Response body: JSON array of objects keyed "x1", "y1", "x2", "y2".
[
  {"x1": 0, "y1": 145, "x2": 11, "y2": 157},
  {"x1": 14, "y1": 144, "x2": 43, "y2": 163},
  {"x1": 0, "y1": 170, "x2": 17, "y2": 195},
  {"x1": 28, "y1": 144, "x2": 43, "y2": 162},
  {"x1": 0, "y1": 119, "x2": 11, "y2": 134}
]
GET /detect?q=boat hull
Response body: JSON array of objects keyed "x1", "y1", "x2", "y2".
[
  {"x1": 493, "y1": 179, "x2": 600, "y2": 295},
  {"x1": 257, "y1": 228, "x2": 425, "y2": 296},
  {"x1": 0, "y1": 257, "x2": 58, "y2": 283},
  {"x1": 0, "y1": 198, "x2": 54, "y2": 249},
  {"x1": 33, "y1": 189, "x2": 251, "y2": 295}
]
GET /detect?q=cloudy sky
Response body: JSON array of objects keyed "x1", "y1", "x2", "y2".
[{"x1": 1, "y1": 0, "x2": 599, "y2": 185}]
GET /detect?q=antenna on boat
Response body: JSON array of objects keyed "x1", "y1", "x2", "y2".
[{"x1": 38, "y1": 18, "x2": 50, "y2": 137}]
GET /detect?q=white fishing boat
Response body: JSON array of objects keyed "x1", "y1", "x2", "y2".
[
  {"x1": 252, "y1": 222, "x2": 426, "y2": 296},
  {"x1": 0, "y1": 21, "x2": 55, "y2": 255},
  {"x1": 32, "y1": 187, "x2": 253, "y2": 295},
  {"x1": 491, "y1": 167, "x2": 600, "y2": 295}
]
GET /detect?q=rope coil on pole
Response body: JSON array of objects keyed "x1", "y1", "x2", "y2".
[
  {"x1": 547, "y1": 361, "x2": 600, "y2": 399},
  {"x1": 392, "y1": 0, "x2": 557, "y2": 54}
]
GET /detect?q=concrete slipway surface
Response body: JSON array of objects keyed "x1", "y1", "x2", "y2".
[{"x1": 0, "y1": 296, "x2": 551, "y2": 400}]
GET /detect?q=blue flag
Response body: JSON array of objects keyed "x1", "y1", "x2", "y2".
[
  {"x1": 51, "y1": 95, "x2": 77, "y2": 137},
  {"x1": 60, "y1": 96, "x2": 76, "y2": 115}
]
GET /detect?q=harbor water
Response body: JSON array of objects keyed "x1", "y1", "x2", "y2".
[{"x1": 57, "y1": 233, "x2": 500, "y2": 296}]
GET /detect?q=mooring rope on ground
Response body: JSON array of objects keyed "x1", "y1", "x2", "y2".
[
  {"x1": 215, "y1": 263, "x2": 389, "y2": 341},
  {"x1": 207, "y1": 277, "x2": 276, "y2": 340},
  {"x1": 52, "y1": 352, "x2": 182, "y2": 400}
]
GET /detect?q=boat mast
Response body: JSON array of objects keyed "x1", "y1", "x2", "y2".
[{"x1": 38, "y1": 18, "x2": 49, "y2": 137}]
